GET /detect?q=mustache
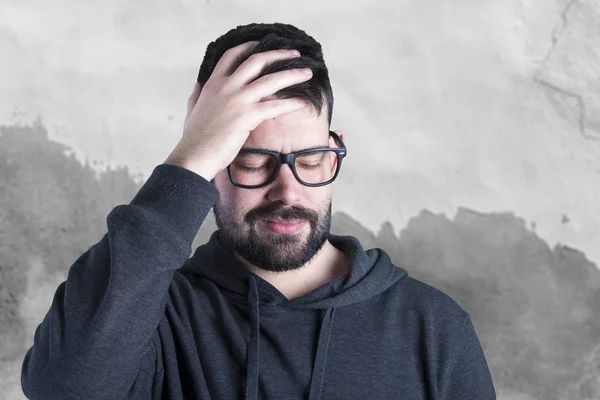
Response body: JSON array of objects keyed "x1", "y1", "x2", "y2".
[{"x1": 247, "y1": 204, "x2": 314, "y2": 222}]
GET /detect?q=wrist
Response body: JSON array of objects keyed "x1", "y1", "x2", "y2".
[{"x1": 163, "y1": 155, "x2": 218, "y2": 182}]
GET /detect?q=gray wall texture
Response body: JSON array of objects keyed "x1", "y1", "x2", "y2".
[{"x1": 1, "y1": 0, "x2": 599, "y2": 399}]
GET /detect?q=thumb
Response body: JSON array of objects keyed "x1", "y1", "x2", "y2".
[{"x1": 186, "y1": 82, "x2": 202, "y2": 117}]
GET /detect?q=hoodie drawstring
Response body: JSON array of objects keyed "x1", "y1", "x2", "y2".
[
  {"x1": 307, "y1": 307, "x2": 335, "y2": 400},
  {"x1": 245, "y1": 276, "x2": 335, "y2": 400}
]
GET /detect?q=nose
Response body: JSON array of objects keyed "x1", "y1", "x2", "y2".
[{"x1": 265, "y1": 163, "x2": 302, "y2": 204}]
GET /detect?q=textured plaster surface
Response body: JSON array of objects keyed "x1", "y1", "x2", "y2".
[
  {"x1": 1, "y1": 118, "x2": 599, "y2": 400},
  {"x1": 1, "y1": 0, "x2": 599, "y2": 269},
  {"x1": 1, "y1": 0, "x2": 600, "y2": 398}
]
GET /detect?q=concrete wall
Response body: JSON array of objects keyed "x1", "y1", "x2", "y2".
[{"x1": 1, "y1": 0, "x2": 599, "y2": 398}]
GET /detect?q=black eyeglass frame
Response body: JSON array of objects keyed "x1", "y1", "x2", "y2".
[{"x1": 227, "y1": 130, "x2": 347, "y2": 189}]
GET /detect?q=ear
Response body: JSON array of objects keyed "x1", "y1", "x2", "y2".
[
  {"x1": 329, "y1": 130, "x2": 344, "y2": 173},
  {"x1": 332, "y1": 130, "x2": 344, "y2": 144}
]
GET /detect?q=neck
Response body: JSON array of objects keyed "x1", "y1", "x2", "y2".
[{"x1": 235, "y1": 240, "x2": 350, "y2": 301}]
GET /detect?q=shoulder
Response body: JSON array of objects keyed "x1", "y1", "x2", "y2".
[{"x1": 387, "y1": 273, "x2": 470, "y2": 329}]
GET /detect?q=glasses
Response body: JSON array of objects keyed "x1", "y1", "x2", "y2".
[{"x1": 227, "y1": 131, "x2": 347, "y2": 189}]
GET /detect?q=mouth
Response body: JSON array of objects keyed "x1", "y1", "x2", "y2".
[
  {"x1": 262, "y1": 219, "x2": 306, "y2": 234},
  {"x1": 266, "y1": 218, "x2": 304, "y2": 224}
]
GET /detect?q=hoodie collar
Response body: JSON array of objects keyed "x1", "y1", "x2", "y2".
[{"x1": 178, "y1": 230, "x2": 407, "y2": 400}]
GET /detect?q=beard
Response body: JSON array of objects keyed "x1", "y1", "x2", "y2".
[{"x1": 212, "y1": 198, "x2": 332, "y2": 273}]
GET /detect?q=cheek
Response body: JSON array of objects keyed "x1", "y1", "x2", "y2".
[
  {"x1": 231, "y1": 192, "x2": 261, "y2": 216},
  {"x1": 303, "y1": 192, "x2": 330, "y2": 217}
]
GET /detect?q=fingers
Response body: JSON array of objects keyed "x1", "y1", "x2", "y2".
[
  {"x1": 212, "y1": 41, "x2": 260, "y2": 80},
  {"x1": 252, "y1": 97, "x2": 308, "y2": 124},
  {"x1": 229, "y1": 48, "x2": 301, "y2": 89},
  {"x1": 243, "y1": 67, "x2": 312, "y2": 103},
  {"x1": 202, "y1": 40, "x2": 311, "y2": 109}
]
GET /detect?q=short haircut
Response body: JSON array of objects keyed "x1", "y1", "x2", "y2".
[{"x1": 196, "y1": 22, "x2": 334, "y2": 126}]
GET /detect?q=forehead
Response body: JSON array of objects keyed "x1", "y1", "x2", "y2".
[{"x1": 242, "y1": 99, "x2": 329, "y2": 153}]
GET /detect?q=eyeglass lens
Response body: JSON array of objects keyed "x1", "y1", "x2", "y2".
[{"x1": 230, "y1": 150, "x2": 339, "y2": 186}]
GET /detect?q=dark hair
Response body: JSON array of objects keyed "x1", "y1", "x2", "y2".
[{"x1": 196, "y1": 22, "x2": 334, "y2": 126}]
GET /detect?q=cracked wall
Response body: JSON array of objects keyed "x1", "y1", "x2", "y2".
[
  {"x1": 2, "y1": 0, "x2": 600, "y2": 399},
  {"x1": 535, "y1": 0, "x2": 600, "y2": 140}
]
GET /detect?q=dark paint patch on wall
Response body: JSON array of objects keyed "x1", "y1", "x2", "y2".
[{"x1": 1, "y1": 119, "x2": 598, "y2": 399}]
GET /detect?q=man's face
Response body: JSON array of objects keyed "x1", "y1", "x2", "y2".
[{"x1": 211, "y1": 101, "x2": 338, "y2": 273}]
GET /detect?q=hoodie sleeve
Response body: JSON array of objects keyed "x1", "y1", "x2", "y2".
[
  {"x1": 20, "y1": 163, "x2": 220, "y2": 400},
  {"x1": 439, "y1": 314, "x2": 497, "y2": 399}
]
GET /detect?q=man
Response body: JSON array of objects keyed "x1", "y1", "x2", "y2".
[{"x1": 21, "y1": 22, "x2": 496, "y2": 399}]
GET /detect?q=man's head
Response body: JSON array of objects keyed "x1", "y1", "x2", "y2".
[
  {"x1": 197, "y1": 23, "x2": 344, "y2": 274},
  {"x1": 197, "y1": 22, "x2": 334, "y2": 126}
]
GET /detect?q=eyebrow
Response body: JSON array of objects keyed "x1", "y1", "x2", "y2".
[{"x1": 241, "y1": 144, "x2": 327, "y2": 154}]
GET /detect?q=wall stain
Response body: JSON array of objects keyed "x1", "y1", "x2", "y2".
[{"x1": 1, "y1": 120, "x2": 599, "y2": 399}]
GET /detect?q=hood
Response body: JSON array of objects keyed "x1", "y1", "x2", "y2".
[{"x1": 178, "y1": 230, "x2": 407, "y2": 400}]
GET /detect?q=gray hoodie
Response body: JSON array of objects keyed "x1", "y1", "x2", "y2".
[{"x1": 21, "y1": 163, "x2": 496, "y2": 399}]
